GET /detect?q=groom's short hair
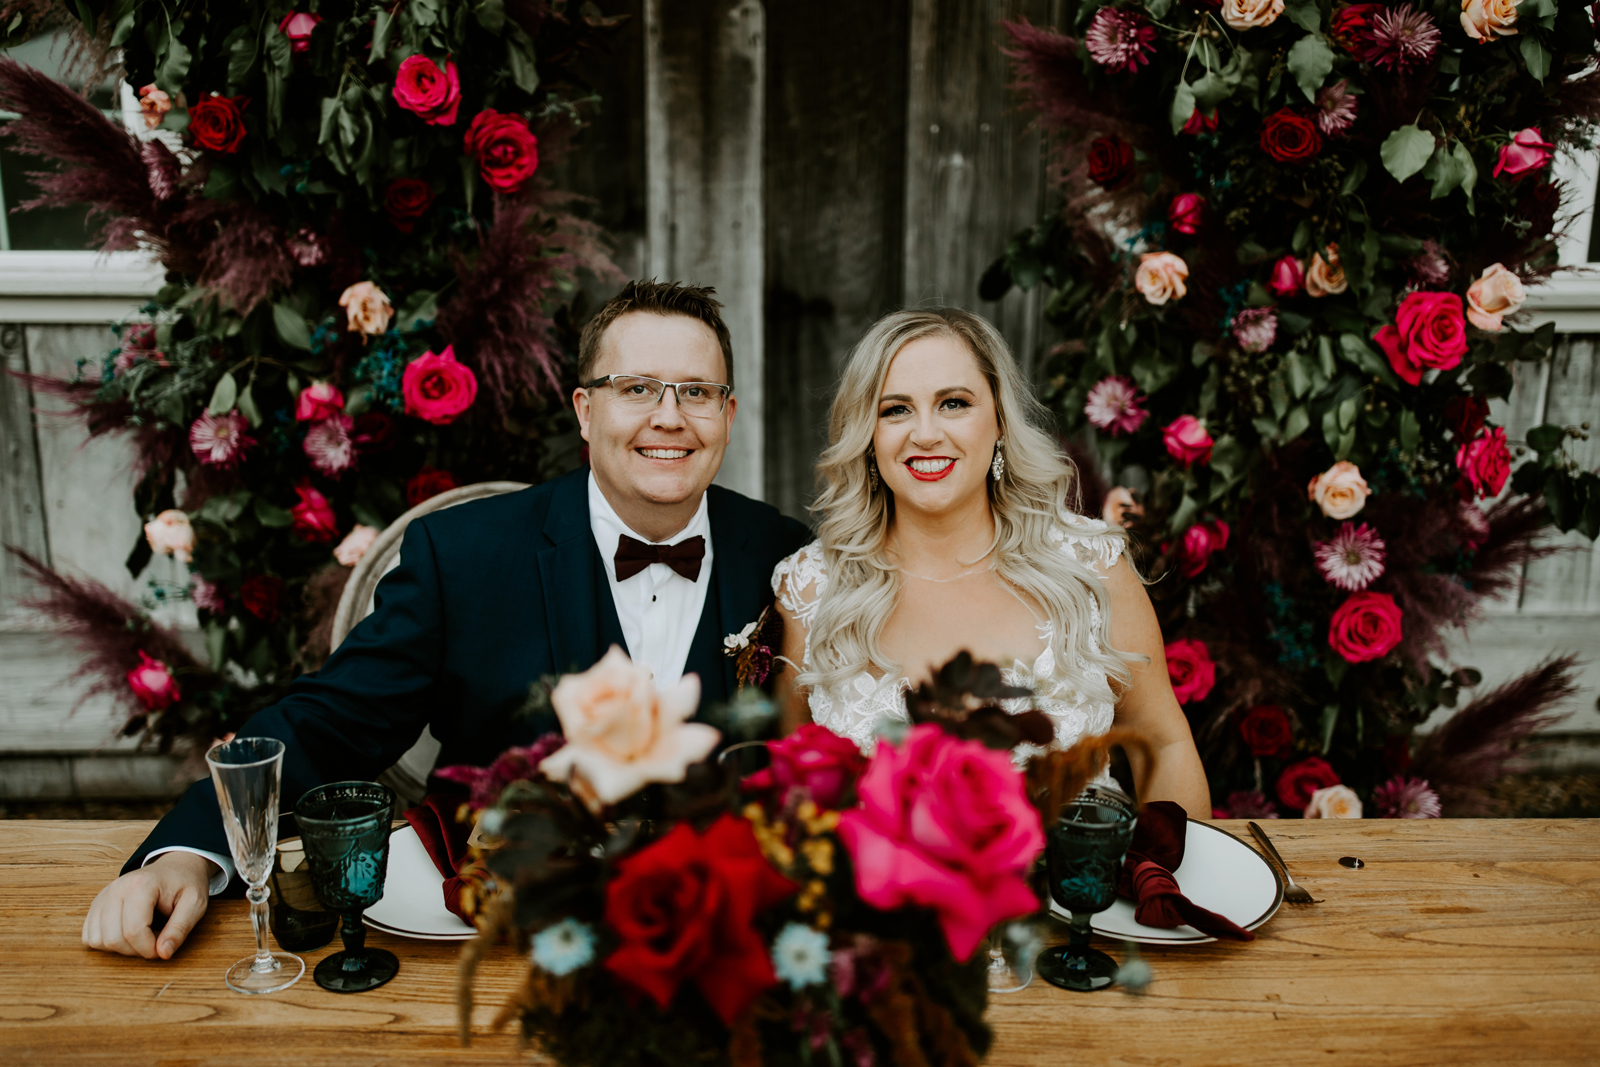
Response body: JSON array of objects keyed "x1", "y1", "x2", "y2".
[{"x1": 578, "y1": 280, "x2": 735, "y2": 388}]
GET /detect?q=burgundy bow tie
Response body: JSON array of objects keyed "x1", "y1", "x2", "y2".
[{"x1": 614, "y1": 534, "x2": 706, "y2": 583}]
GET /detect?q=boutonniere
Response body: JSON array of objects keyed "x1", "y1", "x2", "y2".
[{"x1": 723, "y1": 604, "x2": 783, "y2": 689}]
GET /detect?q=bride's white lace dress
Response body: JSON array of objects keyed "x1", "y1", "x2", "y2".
[{"x1": 773, "y1": 514, "x2": 1125, "y2": 755}]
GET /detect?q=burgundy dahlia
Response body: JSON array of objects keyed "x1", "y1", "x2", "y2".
[
  {"x1": 1084, "y1": 8, "x2": 1157, "y2": 74},
  {"x1": 1369, "y1": 4, "x2": 1440, "y2": 72}
]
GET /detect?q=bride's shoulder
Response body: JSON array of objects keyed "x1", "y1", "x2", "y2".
[
  {"x1": 772, "y1": 539, "x2": 828, "y2": 618},
  {"x1": 1047, "y1": 510, "x2": 1127, "y2": 571}
]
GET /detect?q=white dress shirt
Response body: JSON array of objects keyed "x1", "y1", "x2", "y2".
[{"x1": 587, "y1": 472, "x2": 714, "y2": 688}]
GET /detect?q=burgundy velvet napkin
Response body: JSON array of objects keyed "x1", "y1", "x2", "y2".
[
  {"x1": 404, "y1": 793, "x2": 474, "y2": 923},
  {"x1": 1116, "y1": 800, "x2": 1254, "y2": 942}
]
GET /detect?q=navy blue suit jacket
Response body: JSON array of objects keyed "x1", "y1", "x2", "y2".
[{"x1": 124, "y1": 468, "x2": 810, "y2": 877}]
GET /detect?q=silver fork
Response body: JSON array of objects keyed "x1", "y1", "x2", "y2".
[{"x1": 1248, "y1": 821, "x2": 1322, "y2": 905}]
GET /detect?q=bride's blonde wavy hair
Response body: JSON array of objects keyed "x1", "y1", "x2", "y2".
[{"x1": 798, "y1": 308, "x2": 1140, "y2": 699}]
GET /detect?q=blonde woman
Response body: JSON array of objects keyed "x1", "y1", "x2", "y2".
[{"x1": 772, "y1": 308, "x2": 1210, "y2": 817}]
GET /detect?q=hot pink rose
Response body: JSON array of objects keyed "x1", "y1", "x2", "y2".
[
  {"x1": 1372, "y1": 291, "x2": 1469, "y2": 386},
  {"x1": 1178, "y1": 519, "x2": 1230, "y2": 578},
  {"x1": 1492, "y1": 127, "x2": 1553, "y2": 179},
  {"x1": 127, "y1": 651, "x2": 181, "y2": 712},
  {"x1": 290, "y1": 481, "x2": 339, "y2": 543},
  {"x1": 1163, "y1": 415, "x2": 1213, "y2": 466},
  {"x1": 392, "y1": 54, "x2": 461, "y2": 126},
  {"x1": 837, "y1": 724, "x2": 1044, "y2": 962},
  {"x1": 742, "y1": 723, "x2": 868, "y2": 809},
  {"x1": 277, "y1": 11, "x2": 322, "y2": 54},
  {"x1": 1168, "y1": 193, "x2": 1204, "y2": 235},
  {"x1": 1456, "y1": 426, "x2": 1511, "y2": 498},
  {"x1": 1268, "y1": 254, "x2": 1304, "y2": 297},
  {"x1": 1165, "y1": 638, "x2": 1216, "y2": 704},
  {"x1": 1328, "y1": 590, "x2": 1403, "y2": 663},
  {"x1": 295, "y1": 381, "x2": 344, "y2": 421},
  {"x1": 402, "y1": 345, "x2": 478, "y2": 424},
  {"x1": 464, "y1": 109, "x2": 541, "y2": 194}
]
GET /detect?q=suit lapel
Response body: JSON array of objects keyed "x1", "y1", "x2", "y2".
[
  {"x1": 702, "y1": 489, "x2": 759, "y2": 700},
  {"x1": 535, "y1": 472, "x2": 604, "y2": 675}
]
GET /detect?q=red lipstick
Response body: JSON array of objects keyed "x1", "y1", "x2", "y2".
[{"x1": 905, "y1": 456, "x2": 956, "y2": 482}]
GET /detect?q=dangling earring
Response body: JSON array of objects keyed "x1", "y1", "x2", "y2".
[
  {"x1": 868, "y1": 453, "x2": 880, "y2": 493},
  {"x1": 990, "y1": 438, "x2": 1006, "y2": 481}
]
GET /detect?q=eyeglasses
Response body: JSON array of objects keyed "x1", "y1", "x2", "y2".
[{"x1": 584, "y1": 375, "x2": 732, "y2": 416}]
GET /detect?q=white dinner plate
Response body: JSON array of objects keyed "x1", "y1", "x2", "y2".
[
  {"x1": 362, "y1": 823, "x2": 478, "y2": 940},
  {"x1": 1049, "y1": 818, "x2": 1284, "y2": 944}
]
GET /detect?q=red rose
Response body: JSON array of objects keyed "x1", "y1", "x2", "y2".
[
  {"x1": 603, "y1": 814, "x2": 795, "y2": 1026},
  {"x1": 384, "y1": 178, "x2": 435, "y2": 233},
  {"x1": 1276, "y1": 756, "x2": 1340, "y2": 810},
  {"x1": 1177, "y1": 519, "x2": 1229, "y2": 578},
  {"x1": 392, "y1": 54, "x2": 461, "y2": 126},
  {"x1": 1455, "y1": 426, "x2": 1511, "y2": 499},
  {"x1": 1443, "y1": 395, "x2": 1489, "y2": 440},
  {"x1": 1329, "y1": 3, "x2": 1384, "y2": 56},
  {"x1": 1165, "y1": 638, "x2": 1215, "y2": 704},
  {"x1": 742, "y1": 723, "x2": 868, "y2": 809},
  {"x1": 1086, "y1": 136, "x2": 1135, "y2": 190},
  {"x1": 188, "y1": 94, "x2": 250, "y2": 154},
  {"x1": 352, "y1": 412, "x2": 396, "y2": 453},
  {"x1": 1239, "y1": 705, "x2": 1293, "y2": 757},
  {"x1": 1328, "y1": 590, "x2": 1404, "y2": 663},
  {"x1": 239, "y1": 575, "x2": 285, "y2": 622},
  {"x1": 402, "y1": 345, "x2": 478, "y2": 424},
  {"x1": 1168, "y1": 192, "x2": 1204, "y2": 235},
  {"x1": 290, "y1": 481, "x2": 340, "y2": 543},
  {"x1": 405, "y1": 466, "x2": 459, "y2": 507},
  {"x1": 1372, "y1": 291, "x2": 1469, "y2": 386},
  {"x1": 127, "y1": 651, "x2": 181, "y2": 712},
  {"x1": 1260, "y1": 109, "x2": 1322, "y2": 164},
  {"x1": 463, "y1": 109, "x2": 540, "y2": 194},
  {"x1": 1182, "y1": 108, "x2": 1218, "y2": 135}
]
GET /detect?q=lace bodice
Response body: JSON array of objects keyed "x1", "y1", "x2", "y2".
[{"x1": 772, "y1": 515, "x2": 1125, "y2": 756}]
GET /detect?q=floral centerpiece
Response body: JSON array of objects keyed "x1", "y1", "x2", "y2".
[
  {"x1": 449, "y1": 651, "x2": 1118, "y2": 1066},
  {"x1": 3, "y1": 0, "x2": 622, "y2": 750},
  {"x1": 985, "y1": 0, "x2": 1597, "y2": 816}
]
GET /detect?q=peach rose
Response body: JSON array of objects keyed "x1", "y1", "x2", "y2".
[
  {"x1": 1461, "y1": 0, "x2": 1520, "y2": 42},
  {"x1": 1135, "y1": 251, "x2": 1189, "y2": 306},
  {"x1": 1305, "y1": 784, "x2": 1363, "y2": 819},
  {"x1": 1222, "y1": 0, "x2": 1284, "y2": 29},
  {"x1": 1305, "y1": 244, "x2": 1347, "y2": 297},
  {"x1": 333, "y1": 524, "x2": 380, "y2": 567},
  {"x1": 1102, "y1": 487, "x2": 1145, "y2": 528},
  {"x1": 143, "y1": 509, "x2": 194, "y2": 563},
  {"x1": 339, "y1": 281, "x2": 393, "y2": 337},
  {"x1": 1465, "y1": 263, "x2": 1526, "y2": 331},
  {"x1": 137, "y1": 84, "x2": 172, "y2": 131},
  {"x1": 1308, "y1": 461, "x2": 1370, "y2": 519},
  {"x1": 539, "y1": 646, "x2": 720, "y2": 813}
]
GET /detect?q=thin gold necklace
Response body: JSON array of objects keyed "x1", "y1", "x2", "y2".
[{"x1": 899, "y1": 550, "x2": 995, "y2": 583}]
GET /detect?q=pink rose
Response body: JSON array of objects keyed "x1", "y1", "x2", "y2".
[
  {"x1": 137, "y1": 84, "x2": 171, "y2": 130},
  {"x1": 1268, "y1": 255, "x2": 1304, "y2": 297},
  {"x1": 1493, "y1": 128, "x2": 1553, "y2": 179},
  {"x1": 127, "y1": 651, "x2": 181, "y2": 712},
  {"x1": 333, "y1": 524, "x2": 380, "y2": 567},
  {"x1": 392, "y1": 54, "x2": 461, "y2": 126},
  {"x1": 837, "y1": 724, "x2": 1043, "y2": 962},
  {"x1": 1163, "y1": 415, "x2": 1213, "y2": 466},
  {"x1": 1372, "y1": 291, "x2": 1469, "y2": 386},
  {"x1": 402, "y1": 345, "x2": 479, "y2": 424},
  {"x1": 1164, "y1": 638, "x2": 1215, "y2": 704},
  {"x1": 1456, "y1": 426, "x2": 1511, "y2": 498},
  {"x1": 742, "y1": 723, "x2": 868, "y2": 809},
  {"x1": 295, "y1": 381, "x2": 344, "y2": 422},
  {"x1": 1168, "y1": 193, "x2": 1204, "y2": 235},
  {"x1": 1464, "y1": 263, "x2": 1526, "y2": 331},
  {"x1": 1328, "y1": 590, "x2": 1404, "y2": 663},
  {"x1": 1178, "y1": 519, "x2": 1230, "y2": 578},
  {"x1": 1134, "y1": 251, "x2": 1188, "y2": 305},
  {"x1": 463, "y1": 109, "x2": 541, "y2": 194},
  {"x1": 143, "y1": 509, "x2": 194, "y2": 564},
  {"x1": 290, "y1": 481, "x2": 340, "y2": 543},
  {"x1": 1181, "y1": 108, "x2": 1218, "y2": 135},
  {"x1": 277, "y1": 11, "x2": 322, "y2": 54}
]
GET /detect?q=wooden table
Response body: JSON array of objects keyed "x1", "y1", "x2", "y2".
[{"x1": 2, "y1": 820, "x2": 1596, "y2": 1066}]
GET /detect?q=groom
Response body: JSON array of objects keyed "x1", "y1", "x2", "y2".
[{"x1": 82, "y1": 280, "x2": 810, "y2": 959}]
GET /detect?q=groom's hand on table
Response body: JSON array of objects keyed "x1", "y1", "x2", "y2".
[{"x1": 82, "y1": 851, "x2": 216, "y2": 959}]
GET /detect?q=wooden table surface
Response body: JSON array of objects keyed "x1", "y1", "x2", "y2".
[{"x1": 1, "y1": 819, "x2": 1596, "y2": 1066}]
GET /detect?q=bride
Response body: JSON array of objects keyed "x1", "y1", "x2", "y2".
[{"x1": 772, "y1": 308, "x2": 1210, "y2": 817}]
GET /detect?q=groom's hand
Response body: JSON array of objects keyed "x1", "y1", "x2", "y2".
[{"x1": 82, "y1": 852, "x2": 214, "y2": 959}]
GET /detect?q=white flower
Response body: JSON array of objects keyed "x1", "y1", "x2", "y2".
[
  {"x1": 771, "y1": 923, "x2": 831, "y2": 990},
  {"x1": 531, "y1": 918, "x2": 596, "y2": 976},
  {"x1": 724, "y1": 620, "x2": 758, "y2": 651},
  {"x1": 1305, "y1": 784, "x2": 1363, "y2": 819}
]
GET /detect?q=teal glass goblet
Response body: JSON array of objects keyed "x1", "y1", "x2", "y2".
[
  {"x1": 294, "y1": 782, "x2": 399, "y2": 994},
  {"x1": 1036, "y1": 784, "x2": 1138, "y2": 992}
]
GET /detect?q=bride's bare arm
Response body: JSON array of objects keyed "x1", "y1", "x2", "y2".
[
  {"x1": 772, "y1": 595, "x2": 811, "y2": 735},
  {"x1": 1103, "y1": 557, "x2": 1212, "y2": 818}
]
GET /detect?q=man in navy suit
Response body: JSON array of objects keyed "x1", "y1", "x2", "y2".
[{"x1": 82, "y1": 281, "x2": 809, "y2": 959}]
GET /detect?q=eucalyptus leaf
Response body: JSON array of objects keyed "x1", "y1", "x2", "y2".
[
  {"x1": 1521, "y1": 35, "x2": 1550, "y2": 82},
  {"x1": 1286, "y1": 34, "x2": 1334, "y2": 103},
  {"x1": 1284, "y1": 0, "x2": 1322, "y2": 32},
  {"x1": 475, "y1": 0, "x2": 507, "y2": 32},
  {"x1": 1169, "y1": 493, "x2": 1200, "y2": 535},
  {"x1": 398, "y1": 289, "x2": 440, "y2": 331},
  {"x1": 265, "y1": 24, "x2": 293, "y2": 75},
  {"x1": 1453, "y1": 140, "x2": 1477, "y2": 200},
  {"x1": 207, "y1": 371, "x2": 239, "y2": 416},
  {"x1": 253, "y1": 497, "x2": 293, "y2": 528},
  {"x1": 273, "y1": 304, "x2": 313, "y2": 351},
  {"x1": 1399, "y1": 408, "x2": 1420, "y2": 454},
  {"x1": 156, "y1": 32, "x2": 192, "y2": 93},
  {"x1": 237, "y1": 380, "x2": 262, "y2": 427},
  {"x1": 371, "y1": 9, "x2": 393, "y2": 62},
  {"x1": 507, "y1": 25, "x2": 540, "y2": 94},
  {"x1": 1170, "y1": 80, "x2": 1197, "y2": 135},
  {"x1": 1283, "y1": 403, "x2": 1311, "y2": 441},
  {"x1": 1380, "y1": 124, "x2": 1436, "y2": 182}
]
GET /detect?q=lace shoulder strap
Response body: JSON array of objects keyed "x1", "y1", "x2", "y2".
[
  {"x1": 772, "y1": 540, "x2": 828, "y2": 624},
  {"x1": 1050, "y1": 512, "x2": 1126, "y2": 571}
]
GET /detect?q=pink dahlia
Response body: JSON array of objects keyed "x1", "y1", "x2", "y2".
[
  {"x1": 1369, "y1": 4, "x2": 1440, "y2": 71},
  {"x1": 1084, "y1": 375, "x2": 1149, "y2": 435},
  {"x1": 1314, "y1": 522, "x2": 1386, "y2": 592},
  {"x1": 190, "y1": 576, "x2": 226, "y2": 614},
  {"x1": 304, "y1": 414, "x2": 356, "y2": 478},
  {"x1": 1085, "y1": 7, "x2": 1157, "y2": 74},
  {"x1": 1314, "y1": 80, "x2": 1358, "y2": 137},
  {"x1": 1372, "y1": 776, "x2": 1442, "y2": 819},
  {"x1": 1231, "y1": 307, "x2": 1278, "y2": 354},
  {"x1": 189, "y1": 410, "x2": 255, "y2": 469}
]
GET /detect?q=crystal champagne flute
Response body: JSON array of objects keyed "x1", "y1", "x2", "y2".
[{"x1": 206, "y1": 737, "x2": 305, "y2": 994}]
